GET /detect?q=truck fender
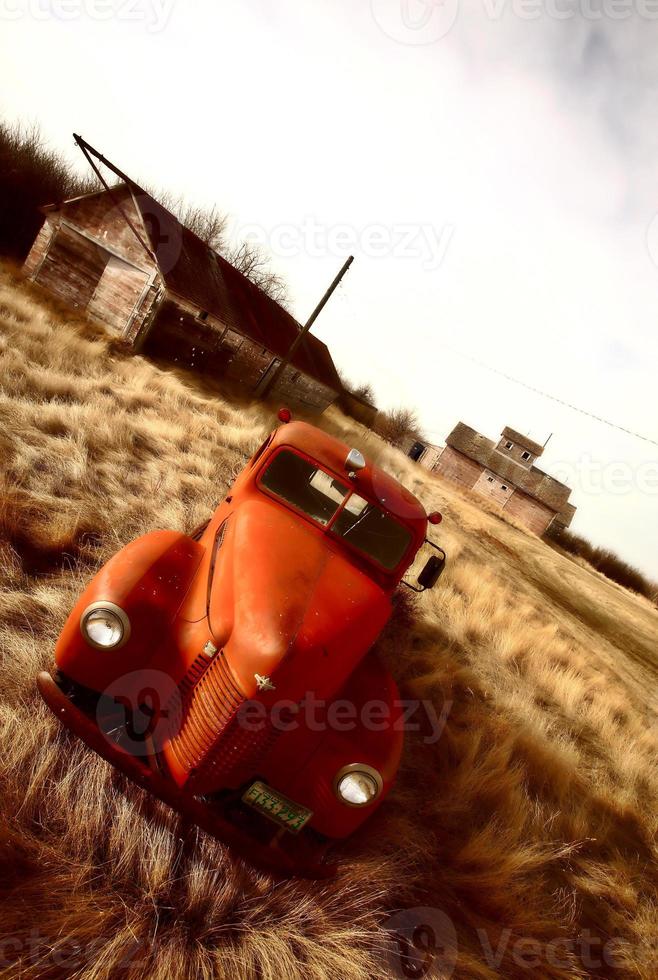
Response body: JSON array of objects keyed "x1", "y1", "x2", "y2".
[{"x1": 55, "y1": 530, "x2": 205, "y2": 693}]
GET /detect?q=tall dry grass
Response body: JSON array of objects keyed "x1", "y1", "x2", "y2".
[
  {"x1": 1, "y1": 266, "x2": 658, "y2": 978},
  {"x1": 545, "y1": 524, "x2": 657, "y2": 604}
]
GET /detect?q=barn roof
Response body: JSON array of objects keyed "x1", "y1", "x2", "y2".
[
  {"x1": 127, "y1": 188, "x2": 342, "y2": 392},
  {"x1": 446, "y1": 421, "x2": 575, "y2": 523}
]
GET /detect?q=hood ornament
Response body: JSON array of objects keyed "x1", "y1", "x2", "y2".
[
  {"x1": 345, "y1": 448, "x2": 366, "y2": 471},
  {"x1": 255, "y1": 673, "x2": 276, "y2": 693},
  {"x1": 345, "y1": 448, "x2": 366, "y2": 480}
]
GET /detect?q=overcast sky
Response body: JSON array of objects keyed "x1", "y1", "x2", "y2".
[{"x1": 2, "y1": 0, "x2": 658, "y2": 577}]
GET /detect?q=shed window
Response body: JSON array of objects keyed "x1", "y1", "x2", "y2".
[
  {"x1": 505, "y1": 441, "x2": 513, "y2": 450},
  {"x1": 290, "y1": 371, "x2": 301, "y2": 383},
  {"x1": 487, "y1": 476, "x2": 494, "y2": 483},
  {"x1": 501, "y1": 485, "x2": 508, "y2": 491},
  {"x1": 197, "y1": 311, "x2": 208, "y2": 321},
  {"x1": 521, "y1": 451, "x2": 531, "y2": 460}
]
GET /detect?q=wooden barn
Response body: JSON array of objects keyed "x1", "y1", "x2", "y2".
[
  {"x1": 426, "y1": 422, "x2": 576, "y2": 536},
  {"x1": 23, "y1": 183, "x2": 342, "y2": 412}
]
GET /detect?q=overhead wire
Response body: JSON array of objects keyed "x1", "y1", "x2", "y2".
[{"x1": 424, "y1": 342, "x2": 658, "y2": 449}]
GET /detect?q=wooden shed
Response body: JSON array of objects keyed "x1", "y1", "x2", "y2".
[
  {"x1": 429, "y1": 422, "x2": 576, "y2": 536},
  {"x1": 23, "y1": 183, "x2": 342, "y2": 413}
]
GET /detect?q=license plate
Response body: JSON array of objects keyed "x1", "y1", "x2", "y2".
[{"x1": 242, "y1": 780, "x2": 313, "y2": 834}]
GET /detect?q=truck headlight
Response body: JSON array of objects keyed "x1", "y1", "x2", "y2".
[
  {"x1": 80, "y1": 601, "x2": 131, "y2": 650},
  {"x1": 334, "y1": 764, "x2": 383, "y2": 807}
]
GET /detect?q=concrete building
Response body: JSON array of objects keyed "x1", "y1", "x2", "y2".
[
  {"x1": 23, "y1": 184, "x2": 341, "y2": 413},
  {"x1": 428, "y1": 422, "x2": 576, "y2": 536}
]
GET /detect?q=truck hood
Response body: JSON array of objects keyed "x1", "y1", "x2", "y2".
[{"x1": 208, "y1": 497, "x2": 391, "y2": 703}]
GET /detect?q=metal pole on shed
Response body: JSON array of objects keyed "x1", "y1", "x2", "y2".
[{"x1": 257, "y1": 255, "x2": 354, "y2": 398}]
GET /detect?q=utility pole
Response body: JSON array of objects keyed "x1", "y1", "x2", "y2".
[{"x1": 256, "y1": 255, "x2": 354, "y2": 398}]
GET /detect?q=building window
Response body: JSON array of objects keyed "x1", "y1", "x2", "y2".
[
  {"x1": 290, "y1": 370, "x2": 300, "y2": 382},
  {"x1": 505, "y1": 441, "x2": 513, "y2": 450},
  {"x1": 501, "y1": 485, "x2": 508, "y2": 491},
  {"x1": 197, "y1": 310, "x2": 208, "y2": 321},
  {"x1": 487, "y1": 476, "x2": 494, "y2": 483},
  {"x1": 521, "y1": 451, "x2": 531, "y2": 460}
]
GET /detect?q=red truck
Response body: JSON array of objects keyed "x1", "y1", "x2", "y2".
[{"x1": 38, "y1": 412, "x2": 445, "y2": 877}]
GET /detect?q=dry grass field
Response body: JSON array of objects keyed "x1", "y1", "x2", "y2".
[{"x1": 1, "y1": 264, "x2": 657, "y2": 979}]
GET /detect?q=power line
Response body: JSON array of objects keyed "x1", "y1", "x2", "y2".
[{"x1": 429, "y1": 343, "x2": 658, "y2": 450}]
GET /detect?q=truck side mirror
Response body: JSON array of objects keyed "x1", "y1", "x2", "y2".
[{"x1": 418, "y1": 554, "x2": 445, "y2": 590}]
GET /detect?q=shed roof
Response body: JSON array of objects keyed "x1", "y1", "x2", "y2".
[
  {"x1": 131, "y1": 188, "x2": 342, "y2": 392},
  {"x1": 446, "y1": 422, "x2": 574, "y2": 518}
]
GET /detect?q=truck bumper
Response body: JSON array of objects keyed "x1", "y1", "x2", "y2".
[{"x1": 36, "y1": 671, "x2": 336, "y2": 880}]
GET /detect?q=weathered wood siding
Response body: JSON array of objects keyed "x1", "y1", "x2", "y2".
[
  {"x1": 30, "y1": 222, "x2": 109, "y2": 310},
  {"x1": 503, "y1": 489, "x2": 555, "y2": 536},
  {"x1": 496, "y1": 440, "x2": 537, "y2": 469},
  {"x1": 473, "y1": 468, "x2": 513, "y2": 506},
  {"x1": 145, "y1": 297, "x2": 250, "y2": 374},
  {"x1": 23, "y1": 189, "x2": 161, "y2": 339},
  {"x1": 420, "y1": 445, "x2": 444, "y2": 471},
  {"x1": 56, "y1": 188, "x2": 156, "y2": 270},
  {"x1": 22, "y1": 218, "x2": 55, "y2": 279},
  {"x1": 125, "y1": 283, "x2": 164, "y2": 345},
  {"x1": 147, "y1": 296, "x2": 336, "y2": 413},
  {"x1": 434, "y1": 446, "x2": 484, "y2": 488},
  {"x1": 87, "y1": 256, "x2": 150, "y2": 334},
  {"x1": 269, "y1": 363, "x2": 336, "y2": 413},
  {"x1": 437, "y1": 447, "x2": 557, "y2": 534}
]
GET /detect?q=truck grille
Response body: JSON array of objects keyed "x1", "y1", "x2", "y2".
[
  {"x1": 189, "y1": 709, "x2": 281, "y2": 795},
  {"x1": 168, "y1": 650, "x2": 245, "y2": 775}
]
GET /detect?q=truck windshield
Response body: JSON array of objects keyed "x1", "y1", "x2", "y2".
[
  {"x1": 332, "y1": 494, "x2": 412, "y2": 570},
  {"x1": 259, "y1": 449, "x2": 412, "y2": 570}
]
